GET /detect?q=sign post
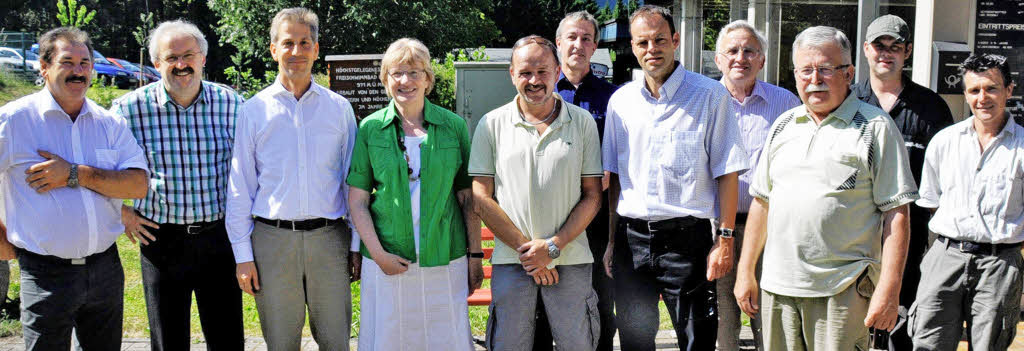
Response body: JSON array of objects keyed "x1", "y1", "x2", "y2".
[{"x1": 325, "y1": 54, "x2": 390, "y2": 120}]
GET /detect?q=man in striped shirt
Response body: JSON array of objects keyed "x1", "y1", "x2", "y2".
[
  {"x1": 712, "y1": 20, "x2": 800, "y2": 351},
  {"x1": 111, "y1": 20, "x2": 245, "y2": 351}
]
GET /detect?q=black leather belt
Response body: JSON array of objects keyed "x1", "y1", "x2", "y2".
[
  {"x1": 255, "y1": 217, "x2": 340, "y2": 231},
  {"x1": 16, "y1": 243, "x2": 117, "y2": 266},
  {"x1": 621, "y1": 216, "x2": 702, "y2": 232},
  {"x1": 164, "y1": 219, "x2": 223, "y2": 235},
  {"x1": 939, "y1": 236, "x2": 1021, "y2": 256}
]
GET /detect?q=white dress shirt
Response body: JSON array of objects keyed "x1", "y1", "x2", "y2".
[
  {"x1": 917, "y1": 116, "x2": 1024, "y2": 244},
  {"x1": 603, "y1": 64, "x2": 749, "y2": 220},
  {"x1": 0, "y1": 89, "x2": 147, "y2": 258},
  {"x1": 226, "y1": 81, "x2": 360, "y2": 263}
]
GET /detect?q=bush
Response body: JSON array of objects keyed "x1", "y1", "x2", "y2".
[
  {"x1": 87, "y1": 77, "x2": 121, "y2": 108},
  {"x1": 428, "y1": 47, "x2": 489, "y2": 112}
]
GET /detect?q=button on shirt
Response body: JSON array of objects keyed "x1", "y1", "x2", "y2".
[
  {"x1": 112, "y1": 81, "x2": 244, "y2": 224},
  {"x1": 226, "y1": 81, "x2": 360, "y2": 263},
  {"x1": 0, "y1": 90, "x2": 148, "y2": 258},
  {"x1": 917, "y1": 116, "x2": 1024, "y2": 244},
  {"x1": 556, "y1": 71, "x2": 619, "y2": 140},
  {"x1": 723, "y1": 79, "x2": 800, "y2": 213},
  {"x1": 749, "y1": 93, "x2": 919, "y2": 297},
  {"x1": 468, "y1": 94, "x2": 603, "y2": 268},
  {"x1": 602, "y1": 64, "x2": 749, "y2": 220}
]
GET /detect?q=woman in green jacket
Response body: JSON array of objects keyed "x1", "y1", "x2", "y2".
[{"x1": 347, "y1": 38, "x2": 483, "y2": 351}]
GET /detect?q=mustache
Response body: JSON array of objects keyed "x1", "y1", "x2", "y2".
[
  {"x1": 65, "y1": 75, "x2": 87, "y2": 83},
  {"x1": 172, "y1": 67, "x2": 195, "y2": 76},
  {"x1": 805, "y1": 83, "x2": 830, "y2": 93}
]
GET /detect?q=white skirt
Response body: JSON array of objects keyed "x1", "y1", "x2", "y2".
[{"x1": 358, "y1": 256, "x2": 474, "y2": 351}]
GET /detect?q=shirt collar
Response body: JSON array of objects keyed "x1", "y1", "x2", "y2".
[
  {"x1": 269, "y1": 78, "x2": 322, "y2": 100},
  {"x1": 34, "y1": 88, "x2": 94, "y2": 120},
  {"x1": 510, "y1": 93, "x2": 572, "y2": 127},
  {"x1": 156, "y1": 81, "x2": 210, "y2": 108},
  {"x1": 719, "y1": 78, "x2": 768, "y2": 105},
  {"x1": 379, "y1": 98, "x2": 442, "y2": 129},
  {"x1": 963, "y1": 112, "x2": 1020, "y2": 137},
  {"x1": 557, "y1": 70, "x2": 600, "y2": 91},
  {"x1": 641, "y1": 61, "x2": 685, "y2": 101}
]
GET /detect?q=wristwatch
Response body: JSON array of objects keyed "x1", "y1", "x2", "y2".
[
  {"x1": 717, "y1": 228, "x2": 734, "y2": 239},
  {"x1": 468, "y1": 252, "x2": 485, "y2": 259},
  {"x1": 546, "y1": 239, "x2": 561, "y2": 259},
  {"x1": 67, "y1": 164, "x2": 80, "y2": 188}
]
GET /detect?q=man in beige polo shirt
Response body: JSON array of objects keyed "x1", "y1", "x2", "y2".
[
  {"x1": 469, "y1": 35, "x2": 603, "y2": 351},
  {"x1": 733, "y1": 26, "x2": 918, "y2": 350}
]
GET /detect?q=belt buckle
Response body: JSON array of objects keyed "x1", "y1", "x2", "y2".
[
  {"x1": 646, "y1": 220, "x2": 654, "y2": 233},
  {"x1": 186, "y1": 224, "x2": 202, "y2": 235},
  {"x1": 71, "y1": 258, "x2": 86, "y2": 265},
  {"x1": 958, "y1": 241, "x2": 968, "y2": 253},
  {"x1": 291, "y1": 220, "x2": 299, "y2": 232}
]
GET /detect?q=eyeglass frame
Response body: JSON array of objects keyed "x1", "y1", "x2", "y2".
[{"x1": 793, "y1": 64, "x2": 851, "y2": 80}]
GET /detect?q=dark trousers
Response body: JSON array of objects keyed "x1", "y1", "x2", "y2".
[
  {"x1": 140, "y1": 219, "x2": 244, "y2": 351},
  {"x1": 18, "y1": 244, "x2": 124, "y2": 351},
  {"x1": 613, "y1": 217, "x2": 717, "y2": 351},
  {"x1": 533, "y1": 195, "x2": 615, "y2": 351},
  {"x1": 890, "y1": 204, "x2": 930, "y2": 351}
]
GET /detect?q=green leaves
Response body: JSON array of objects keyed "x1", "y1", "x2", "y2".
[{"x1": 56, "y1": 0, "x2": 96, "y2": 27}]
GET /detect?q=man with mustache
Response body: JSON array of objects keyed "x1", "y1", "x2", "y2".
[
  {"x1": 712, "y1": 20, "x2": 800, "y2": 351},
  {"x1": 911, "y1": 53, "x2": 1024, "y2": 351},
  {"x1": 226, "y1": 7, "x2": 361, "y2": 350},
  {"x1": 0, "y1": 27, "x2": 148, "y2": 350},
  {"x1": 470, "y1": 35, "x2": 603, "y2": 351},
  {"x1": 602, "y1": 5, "x2": 748, "y2": 350},
  {"x1": 851, "y1": 15, "x2": 954, "y2": 349},
  {"x1": 111, "y1": 20, "x2": 246, "y2": 351},
  {"x1": 733, "y1": 26, "x2": 917, "y2": 350}
]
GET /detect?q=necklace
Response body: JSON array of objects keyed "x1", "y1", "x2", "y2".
[{"x1": 522, "y1": 101, "x2": 559, "y2": 126}]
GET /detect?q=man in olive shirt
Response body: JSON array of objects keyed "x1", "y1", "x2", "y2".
[{"x1": 470, "y1": 36, "x2": 603, "y2": 351}]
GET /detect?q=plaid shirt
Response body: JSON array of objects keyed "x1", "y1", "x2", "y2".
[{"x1": 111, "y1": 81, "x2": 244, "y2": 224}]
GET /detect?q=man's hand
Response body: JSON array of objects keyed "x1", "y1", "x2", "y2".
[
  {"x1": 236, "y1": 261, "x2": 260, "y2": 296},
  {"x1": 733, "y1": 271, "x2": 759, "y2": 316},
  {"x1": 529, "y1": 266, "x2": 559, "y2": 286},
  {"x1": 517, "y1": 239, "x2": 552, "y2": 273},
  {"x1": 603, "y1": 242, "x2": 614, "y2": 279},
  {"x1": 468, "y1": 257, "x2": 484, "y2": 295},
  {"x1": 121, "y1": 205, "x2": 159, "y2": 245},
  {"x1": 706, "y1": 237, "x2": 734, "y2": 280},
  {"x1": 25, "y1": 150, "x2": 71, "y2": 193},
  {"x1": 349, "y1": 252, "x2": 362, "y2": 282},
  {"x1": 864, "y1": 291, "x2": 899, "y2": 331},
  {"x1": 373, "y1": 252, "x2": 411, "y2": 275},
  {"x1": 0, "y1": 233, "x2": 14, "y2": 261}
]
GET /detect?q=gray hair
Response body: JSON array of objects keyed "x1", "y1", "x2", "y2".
[
  {"x1": 556, "y1": 11, "x2": 599, "y2": 40},
  {"x1": 792, "y1": 26, "x2": 852, "y2": 66},
  {"x1": 716, "y1": 20, "x2": 767, "y2": 53},
  {"x1": 148, "y1": 20, "x2": 208, "y2": 64},
  {"x1": 271, "y1": 7, "x2": 319, "y2": 44}
]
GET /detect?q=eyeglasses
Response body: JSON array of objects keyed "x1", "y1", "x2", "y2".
[
  {"x1": 718, "y1": 46, "x2": 761, "y2": 59},
  {"x1": 162, "y1": 52, "x2": 198, "y2": 64},
  {"x1": 389, "y1": 70, "x2": 424, "y2": 81},
  {"x1": 794, "y1": 64, "x2": 850, "y2": 80}
]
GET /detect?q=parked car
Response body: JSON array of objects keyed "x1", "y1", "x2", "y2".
[
  {"x1": 143, "y1": 65, "x2": 161, "y2": 80},
  {"x1": 109, "y1": 58, "x2": 157, "y2": 85},
  {"x1": 91, "y1": 50, "x2": 137, "y2": 89},
  {"x1": 0, "y1": 47, "x2": 39, "y2": 71}
]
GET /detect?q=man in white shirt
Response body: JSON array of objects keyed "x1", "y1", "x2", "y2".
[
  {"x1": 602, "y1": 5, "x2": 748, "y2": 350},
  {"x1": 226, "y1": 8, "x2": 360, "y2": 350},
  {"x1": 911, "y1": 53, "x2": 1024, "y2": 351},
  {"x1": 0, "y1": 27, "x2": 149, "y2": 350}
]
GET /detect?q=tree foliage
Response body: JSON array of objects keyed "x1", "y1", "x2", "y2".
[
  {"x1": 488, "y1": 0, "x2": 598, "y2": 46},
  {"x1": 56, "y1": 0, "x2": 96, "y2": 27}
]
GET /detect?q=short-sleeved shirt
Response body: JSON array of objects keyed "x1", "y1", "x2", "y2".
[
  {"x1": 0, "y1": 89, "x2": 148, "y2": 258},
  {"x1": 749, "y1": 92, "x2": 919, "y2": 297},
  {"x1": 468, "y1": 94, "x2": 602, "y2": 267},
  {"x1": 111, "y1": 81, "x2": 244, "y2": 224},
  {"x1": 724, "y1": 79, "x2": 801, "y2": 213},
  {"x1": 602, "y1": 63, "x2": 749, "y2": 221},
  {"x1": 347, "y1": 99, "x2": 472, "y2": 267},
  {"x1": 556, "y1": 71, "x2": 619, "y2": 141},
  {"x1": 917, "y1": 115, "x2": 1024, "y2": 244}
]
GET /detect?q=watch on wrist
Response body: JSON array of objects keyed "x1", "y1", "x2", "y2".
[
  {"x1": 546, "y1": 239, "x2": 561, "y2": 259},
  {"x1": 67, "y1": 164, "x2": 79, "y2": 188},
  {"x1": 718, "y1": 228, "x2": 734, "y2": 239},
  {"x1": 468, "y1": 252, "x2": 485, "y2": 259}
]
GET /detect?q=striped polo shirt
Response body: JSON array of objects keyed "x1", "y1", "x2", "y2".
[{"x1": 111, "y1": 81, "x2": 244, "y2": 224}]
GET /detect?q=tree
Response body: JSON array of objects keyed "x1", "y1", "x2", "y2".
[
  {"x1": 133, "y1": 11, "x2": 154, "y2": 87},
  {"x1": 56, "y1": 0, "x2": 96, "y2": 27},
  {"x1": 488, "y1": 0, "x2": 599, "y2": 46}
]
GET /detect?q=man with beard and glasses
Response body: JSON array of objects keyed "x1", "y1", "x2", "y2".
[
  {"x1": 734, "y1": 26, "x2": 917, "y2": 350},
  {"x1": 0, "y1": 27, "x2": 148, "y2": 350},
  {"x1": 602, "y1": 5, "x2": 748, "y2": 350},
  {"x1": 227, "y1": 7, "x2": 361, "y2": 350},
  {"x1": 851, "y1": 15, "x2": 954, "y2": 349},
  {"x1": 111, "y1": 20, "x2": 246, "y2": 351},
  {"x1": 712, "y1": 19, "x2": 800, "y2": 351},
  {"x1": 470, "y1": 35, "x2": 603, "y2": 351}
]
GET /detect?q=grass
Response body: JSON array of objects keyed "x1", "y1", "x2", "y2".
[{"x1": 0, "y1": 72, "x2": 39, "y2": 106}]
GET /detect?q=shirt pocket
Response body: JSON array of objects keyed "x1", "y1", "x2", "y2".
[
  {"x1": 95, "y1": 149, "x2": 119, "y2": 169},
  {"x1": 982, "y1": 174, "x2": 1024, "y2": 239},
  {"x1": 659, "y1": 131, "x2": 703, "y2": 181},
  {"x1": 825, "y1": 152, "x2": 860, "y2": 190},
  {"x1": 367, "y1": 137, "x2": 398, "y2": 185},
  {"x1": 314, "y1": 129, "x2": 345, "y2": 171}
]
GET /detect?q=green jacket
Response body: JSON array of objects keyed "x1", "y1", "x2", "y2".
[{"x1": 347, "y1": 99, "x2": 472, "y2": 267}]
